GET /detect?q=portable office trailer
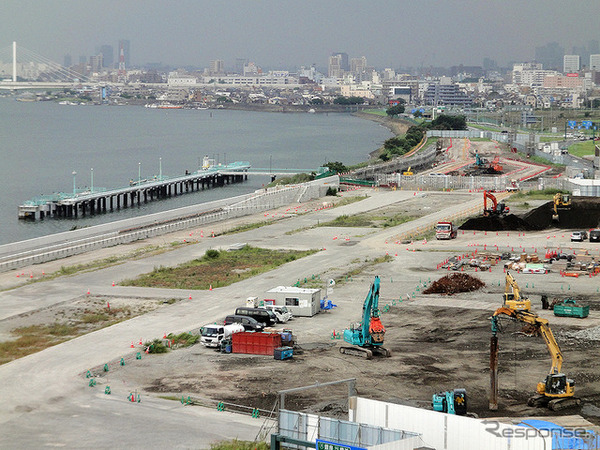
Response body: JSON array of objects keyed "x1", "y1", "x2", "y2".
[{"x1": 265, "y1": 286, "x2": 322, "y2": 317}]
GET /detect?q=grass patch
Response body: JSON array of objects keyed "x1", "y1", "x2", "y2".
[
  {"x1": 14, "y1": 245, "x2": 169, "y2": 288},
  {"x1": 0, "y1": 303, "x2": 142, "y2": 365},
  {"x1": 267, "y1": 172, "x2": 314, "y2": 187},
  {"x1": 507, "y1": 188, "x2": 569, "y2": 202},
  {"x1": 0, "y1": 323, "x2": 80, "y2": 364},
  {"x1": 568, "y1": 140, "x2": 596, "y2": 158},
  {"x1": 319, "y1": 212, "x2": 414, "y2": 228},
  {"x1": 210, "y1": 440, "x2": 269, "y2": 450},
  {"x1": 221, "y1": 221, "x2": 275, "y2": 235},
  {"x1": 121, "y1": 245, "x2": 318, "y2": 290}
]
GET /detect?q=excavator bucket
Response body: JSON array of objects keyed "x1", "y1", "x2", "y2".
[{"x1": 369, "y1": 317, "x2": 386, "y2": 343}]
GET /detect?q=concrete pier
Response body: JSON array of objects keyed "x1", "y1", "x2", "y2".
[{"x1": 18, "y1": 161, "x2": 250, "y2": 220}]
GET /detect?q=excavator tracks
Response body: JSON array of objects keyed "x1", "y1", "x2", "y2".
[
  {"x1": 339, "y1": 346, "x2": 373, "y2": 360},
  {"x1": 548, "y1": 397, "x2": 581, "y2": 411},
  {"x1": 339, "y1": 346, "x2": 392, "y2": 359}
]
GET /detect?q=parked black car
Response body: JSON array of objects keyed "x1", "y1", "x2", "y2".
[
  {"x1": 224, "y1": 315, "x2": 264, "y2": 332},
  {"x1": 234, "y1": 307, "x2": 277, "y2": 327}
]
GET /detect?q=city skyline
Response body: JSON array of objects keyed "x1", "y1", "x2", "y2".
[{"x1": 1, "y1": 0, "x2": 599, "y2": 70}]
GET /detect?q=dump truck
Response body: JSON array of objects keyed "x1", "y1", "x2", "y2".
[{"x1": 435, "y1": 221, "x2": 457, "y2": 240}]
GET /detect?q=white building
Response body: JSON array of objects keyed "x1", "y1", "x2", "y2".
[
  {"x1": 590, "y1": 54, "x2": 600, "y2": 71},
  {"x1": 563, "y1": 54, "x2": 580, "y2": 73},
  {"x1": 512, "y1": 63, "x2": 557, "y2": 86}
]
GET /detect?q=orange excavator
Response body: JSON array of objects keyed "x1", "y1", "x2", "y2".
[{"x1": 483, "y1": 190, "x2": 509, "y2": 216}]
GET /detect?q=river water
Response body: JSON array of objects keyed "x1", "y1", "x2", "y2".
[{"x1": 0, "y1": 98, "x2": 391, "y2": 245}]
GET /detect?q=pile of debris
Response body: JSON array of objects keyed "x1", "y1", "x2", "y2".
[
  {"x1": 439, "y1": 252, "x2": 502, "y2": 271},
  {"x1": 423, "y1": 273, "x2": 485, "y2": 295},
  {"x1": 503, "y1": 252, "x2": 546, "y2": 273}
]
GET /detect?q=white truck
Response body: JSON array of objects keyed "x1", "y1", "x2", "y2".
[
  {"x1": 263, "y1": 305, "x2": 293, "y2": 323},
  {"x1": 200, "y1": 323, "x2": 244, "y2": 348}
]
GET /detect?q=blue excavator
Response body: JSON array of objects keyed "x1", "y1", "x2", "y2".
[
  {"x1": 339, "y1": 276, "x2": 392, "y2": 359},
  {"x1": 432, "y1": 389, "x2": 468, "y2": 415}
]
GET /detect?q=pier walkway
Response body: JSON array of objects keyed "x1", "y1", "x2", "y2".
[{"x1": 18, "y1": 161, "x2": 251, "y2": 220}]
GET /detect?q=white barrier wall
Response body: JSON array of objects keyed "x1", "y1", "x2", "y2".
[
  {"x1": 350, "y1": 397, "x2": 550, "y2": 450},
  {"x1": 0, "y1": 176, "x2": 338, "y2": 272}
]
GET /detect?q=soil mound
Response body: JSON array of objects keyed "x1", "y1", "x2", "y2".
[
  {"x1": 461, "y1": 198, "x2": 600, "y2": 231},
  {"x1": 460, "y1": 214, "x2": 532, "y2": 231},
  {"x1": 523, "y1": 199, "x2": 600, "y2": 230},
  {"x1": 423, "y1": 273, "x2": 485, "y2": 295}
]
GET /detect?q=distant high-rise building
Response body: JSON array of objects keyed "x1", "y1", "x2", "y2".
[
  {"x1": 243, "y1": 62, "x2": 260, "y2": 76},
  {"x1": 563, "y1": 54, "x2": 580, "y2": 73},
  {"x1": 118, "y1": 39, "x2": 130, "y2": 67},
  {"x1": 589, "y1": 40, "x2": 600, "y2": 56},
  {"x1": 63, "y1": 54, "x2": 72, "y2": 68},
  {"x1": 89, "y1": 54, "x2": 103, "y2": 72},
  {"x1": 328, "y1": 54, "x2": 343, "y2": 78},
  {"x1": 235, "y1": 58, "x2": 248, "y2": 75},
  {"x1": 331, "y1": 52, "x2": 349, "y2": 71},
  {"x1": 79, "y1": 55, "x2": 87, "y2": 64},
  {"x1": 210, "y1": 60, "x2": 225, "y2": 75},
  {"x1": 590, "y1": 54, "x2": 600, "y2": 71},
  {"x1": 350, "y1": 57, "x2": 367, "y2": 75},
  {"x1": 535, "y1": 42, "x2": 564, "y2": 70},
  {"x1": 99, "y1": 45, "x2": 114, "y2": 68}
]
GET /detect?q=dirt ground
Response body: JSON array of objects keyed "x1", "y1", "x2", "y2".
[
  {"x1": 85, "y1": 286, "x2": 600, "y2": 424},
  {"x1": 3, "y1": 188, "x2": 600, "y2": 429}
]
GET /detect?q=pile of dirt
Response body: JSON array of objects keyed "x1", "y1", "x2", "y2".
[
  {"x1": 461, "y1": 198, "x2": 600, "y2": 231},
  {"x1": 460, "y1": 214, "x2": 533, "y2": 231},
  {"x1": 523, "y1": 199, "x2": 600, "y2": 230},
  {"x1": 423, "y1": 273, "x2": 485, "y2": 295}
]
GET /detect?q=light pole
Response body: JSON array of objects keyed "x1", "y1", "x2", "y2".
[
  {"x1": 159, "y1": 157, "x2": 162, "y2": 180},
  {"x1": 138, "y1": 162, "x2": 141, "y2": 184},
  {"x1": 72, "y1": 171, "x2": 77, "y2": 195},
  {"x1": 90, "y1": 168, "x2": 94, "y2": 193}
]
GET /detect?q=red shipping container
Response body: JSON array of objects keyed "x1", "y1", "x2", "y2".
[{"x1": 232, "y1": 332, "x2": 282, "y2": 356}]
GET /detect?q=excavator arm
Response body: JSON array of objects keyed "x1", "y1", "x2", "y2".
[
  {"x1": 490, "y1": 306, "x2": 577, "y2": 410},
  {"x1": 341, "y1": 276, "x2": 390, "y2": 358},
  {"x1": 503, "y1": 271, "x2": 531, "y2": 311}
]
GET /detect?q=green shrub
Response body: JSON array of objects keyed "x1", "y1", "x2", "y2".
[{"x1": 205, "y1": 249, "x2": 220, "y2": 259}]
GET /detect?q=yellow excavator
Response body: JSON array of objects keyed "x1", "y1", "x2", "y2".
[
  {"x1": 403, "y1": 166, "x2": 413, "y2": 176},
  {"x1": 491, "y1": 307, "x2": 580, "y2": 410},
  {"x1": 552, "y1": 193, "x2": 571, "y2": 221},
  {"x1": 503, "y1": 271, "x2": 531, "y2": 311}
]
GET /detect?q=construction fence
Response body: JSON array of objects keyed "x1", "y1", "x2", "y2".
[
  {"x1": 350, "y1": 397, "x2": 551, "y2": 450},
  {"x1": 278, "y1": 409, "x2": 423, "y2": 450}
]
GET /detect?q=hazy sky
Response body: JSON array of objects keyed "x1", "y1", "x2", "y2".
[{"x1": 2, "y1": 0, "x2": 598, "y2": 70}]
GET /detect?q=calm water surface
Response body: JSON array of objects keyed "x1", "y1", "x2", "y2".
[{"x1": 0, "y1": 98, "x2": 391, "y2": 245}]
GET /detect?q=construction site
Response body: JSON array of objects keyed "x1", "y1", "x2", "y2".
[{"x1": 1, "y1": 136, "x2": 600, "y2": 449}]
